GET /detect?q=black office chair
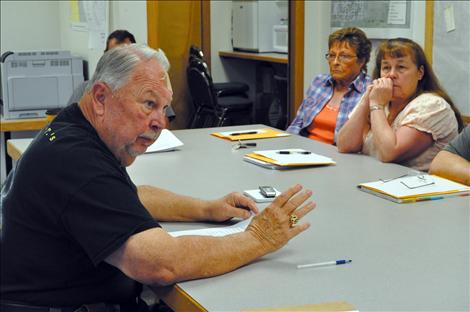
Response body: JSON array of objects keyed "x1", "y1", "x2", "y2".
[
  {"x1": 187, "y1": 60, "x2": 253, "y2": 128},
  {"x1": 268, "y1": 74, "x2": 289, "y2": 130},
  {"x1": 188, "y1": 46, "x2": 249, "y2": 98}
]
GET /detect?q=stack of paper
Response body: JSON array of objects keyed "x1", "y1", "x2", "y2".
[
  {"x1": 145, "y1": 129, "x2": 183, "y2": 153},
  {"x1": 358, "y1": 174, "x2": 470, "y2": 203},
  {"x1": 211, "y1": 128, "x2": 290, "y2": 141},
  {"x1": 244, "y1": 149, "x2": 336, "y2": 169},
  {"x1": 169, "y1": 217, "x2": 252, "y2": 237}
]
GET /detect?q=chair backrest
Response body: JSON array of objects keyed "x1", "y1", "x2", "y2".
[
  {"x1": 188, "y1": 46, "x2": 215, "y2": 83},
  {"x1": 188, "y1": 57, "x2": 214, "y2": 86},
  {"x1": 271, "y1": 74, "x2": 288, "y2": 129},
  {"x1": 186, "y1": 64, "x2": 217, "y2": 111},
  {"x1": 189, "y1": 45, "x2": 204, "y2": 61}
]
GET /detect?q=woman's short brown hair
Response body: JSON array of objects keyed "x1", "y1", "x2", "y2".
[
  {"x1": 373, "y1": 38, "x2": 463, "y2": 131},
  {"x1": 328, "y1": 27, "x2": 372, "y2": 72}
]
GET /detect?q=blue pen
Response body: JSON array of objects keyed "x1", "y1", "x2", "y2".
[{"x1": 297, "y1": 259, "x2": 352, "y2": 269}]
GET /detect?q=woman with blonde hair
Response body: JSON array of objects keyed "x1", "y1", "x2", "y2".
[{"x1": 337, "y1": 38, "x2": 463, "y2": 171}]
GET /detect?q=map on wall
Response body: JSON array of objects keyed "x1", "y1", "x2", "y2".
[{"x1": 331, "y1": 0, "x2": 412, "y2": 38}]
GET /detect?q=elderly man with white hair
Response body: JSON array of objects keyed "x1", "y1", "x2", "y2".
[{"x1": 0, "y1": 44, "x2": 315, "y2": 312}]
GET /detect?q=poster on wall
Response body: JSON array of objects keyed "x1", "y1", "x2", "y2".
[{"x1": 331, "y1": 0, "x2": 412, "y2": 39}]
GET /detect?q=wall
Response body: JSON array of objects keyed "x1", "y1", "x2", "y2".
[
  {"x1": 210, "y1": 1, "x2": 232, "y2": 83},
  {"x1": 303, "y1": 1, "x2": 331, "y2": 93},
  {"x1": 0, "y1": 1, "x2": 61, "y2": 52},
  {"x1": 433, "y1": 1, "x2": 470, "y2": 116}
]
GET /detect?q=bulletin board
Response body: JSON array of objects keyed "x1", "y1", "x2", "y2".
[{"x1": 432, "y1": 1, "x2": 470, "y2": 116}]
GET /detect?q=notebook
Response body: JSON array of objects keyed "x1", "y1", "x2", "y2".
[
  {"x1": 358, "y1": 174, "x2": 470, "y2": 203},
  {"x1": 244, "y1": 149, "x2": 336, "y2": 169}
]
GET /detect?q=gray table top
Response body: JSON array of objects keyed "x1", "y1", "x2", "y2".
[{"x1": 126, "y1": 125, "x2": 470, "y2": 311}]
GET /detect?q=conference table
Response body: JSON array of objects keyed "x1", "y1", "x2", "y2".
[{"x1": 7, "y1": 125, "x2": 470, "y2": 311}]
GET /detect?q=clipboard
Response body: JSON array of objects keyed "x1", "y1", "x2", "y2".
[{"x1": 358, "y1": 174, "x2": 470, "y2": 203}]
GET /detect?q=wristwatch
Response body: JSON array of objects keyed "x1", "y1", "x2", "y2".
[{"x1": 370, "y1": 105, "x2": 383, "y2": 111}]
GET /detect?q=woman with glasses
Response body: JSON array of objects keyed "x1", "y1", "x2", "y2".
[
  {"x1": 337, "y1": 38, "x2": 463, "y2": 171},
  {"x1": 287, "y1": 27, "x2": 371, "y2": 145}
]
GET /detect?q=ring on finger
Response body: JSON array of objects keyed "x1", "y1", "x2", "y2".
[{"x1": 289, "y1": 214, "x2": 299, "y2": 228}]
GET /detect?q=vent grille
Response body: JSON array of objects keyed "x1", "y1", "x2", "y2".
[
  {"x1": 11, "y1": 61, "x2": 27, "y2": 68},
  {"x1": 41, "y1": 51, "x2": 59, "y2": 56},
  {"x1": 18, "y1": 52, "x2": 37, "y2": 56},
  {"x1": 275, "y1": 32, "x2": 287, "y2": 46}
]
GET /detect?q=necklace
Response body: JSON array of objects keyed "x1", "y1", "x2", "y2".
[{"x1": 326, "y1": 104, "x2": 339, "y2": 112}]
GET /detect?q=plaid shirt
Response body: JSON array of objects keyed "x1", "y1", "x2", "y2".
[{"x1": 287, "y1": 72, "x2": 371, "y2": 143}]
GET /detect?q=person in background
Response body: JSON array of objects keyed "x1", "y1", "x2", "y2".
[
  {"x1": 430, "y1": 125, "x2": 470, "y2": 185},
  {"x1": 287, "y1": 27, "x2": 371, "y2": 145},
  {"x1": 104, "y1": 29, "x2": 136, "y2": 52},
  {"x1": 337, "y1": 38, "x2": 463, "y2": 171},
  {"x1": 0, "y1": 44, "x2": 315, "y2": 311},
  {"x1": 67, "y1": 29, "x2": 176, "y2": 122}
]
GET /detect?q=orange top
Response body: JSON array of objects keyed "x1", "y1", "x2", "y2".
[{"x1": 307, "y1": 105, "x2": 339, "y2": 144}]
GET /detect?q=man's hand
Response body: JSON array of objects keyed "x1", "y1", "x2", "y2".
[
  {"x1": 207, "y1": 192, "x2": 259, "y2": 222},
  {"x1": 246, "y1": 184, "x2": 316, "y2": 253}
]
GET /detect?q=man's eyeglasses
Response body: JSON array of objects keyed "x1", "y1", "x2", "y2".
[{"x1": 325, "y1": 53, "x2": 357, "y2": 63}]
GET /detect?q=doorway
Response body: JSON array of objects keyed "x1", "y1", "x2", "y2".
[{"x1": 147, "y1": 0, "x2": 304, "y2": 129}]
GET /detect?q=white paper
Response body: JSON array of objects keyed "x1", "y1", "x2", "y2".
[
  {"x1": 83, "y1": 1, "x2": 108, "y2": 50},
  {"x1": 145, "y1": 129, "x2": 183, "y2": 153},
  {"x1": 254, "y1": 149, "x2": 335, "y2": 166},
  {"x1": 360, "y1": 175, "x2": 470, "y2": 198},
  {"x1": 169, "y1": 217, "x2": 252, "y2": 237},
  {"x1": 88, "y1": 31, "x2": 107, "y2": 51},
  {"x1": 444, "y1": 4, "x2": 456, "y2": 32},
  {"x1": 243, "y1": 189, "x2": 281, "y2": 203},
  {"x1": 69, "y1": 0, "x2": 88, "y2": 32},
  {"x1": 387, "y1": 1, "x2": 407, "y2": 25},
  {"x1": 218, "y1": 129, "x2": 267, "y2": 136}
]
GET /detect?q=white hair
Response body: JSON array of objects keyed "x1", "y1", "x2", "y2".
[{"x1": 86, "y1": 43, "x2": 170, "y2": 92}]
